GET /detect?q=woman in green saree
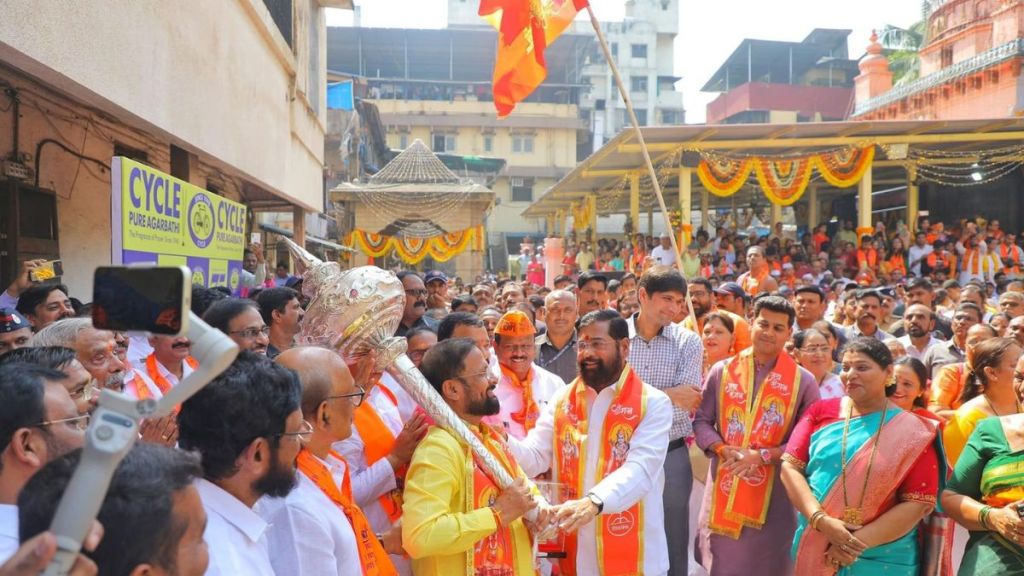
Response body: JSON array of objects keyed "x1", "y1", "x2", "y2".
[{"x1": 941, "y1": 349, "x2": 1024, "y2": 575}]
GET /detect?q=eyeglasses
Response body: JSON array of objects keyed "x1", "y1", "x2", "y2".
[
  {"x1": 799, "y1": 345, "x2": 831, "y2": 355},
  {"x1": 70, "y1": 379, "x2": 99, "y2": 403},
  {"x1": 229, "y1": 326, "x2": 270, "y2": 340},
  {"x1": 275, "y1": 420, "x2": 314, "y2": 443},
  {"x1": 326, "y1": 386, "x2": 366, "y2": 408},
  {"x1": 34, "y1": 413, "x2": 91, "y2": 432},
  {"x1": 457, "y1": 369, "x2": 492, "y2": 385},
  {"x1": 405, "y1": 289, "x2": 428, "y2": 298}
]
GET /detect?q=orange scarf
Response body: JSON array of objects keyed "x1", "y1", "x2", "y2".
[
  {"x1": 886, "y1": 254, "x2": 906, "y2": 276},
  {"x1": 963, "y1": 247, "x2": 981, "y2": 275},
  {"x1": 857, "y1": 248, "x2": 878, "y2": 269},
  {"x1": 136, "y1": 354, "x2": 197, "y2": 401},
  {"x1": 296, "y1": 449, "x2": 398, "y2": 576},
  {"x1": 499, "y1": 365, "x2": 540, "y2": 433},
  {"x1": 710, "y1": 349, "x2": 802, "y2": 538},
  {"x1": 469, "y1": 425, "x2": 524, "y2": 575},
  {"x1": 352, "y1": 385, "x2": 404, "y2": 523},
  {"x1": 554, "y1": 366, "x2": 647, "y2": 576},
  {"x1": 741, "y1": 269, "x2": 767, "y2": 295}
]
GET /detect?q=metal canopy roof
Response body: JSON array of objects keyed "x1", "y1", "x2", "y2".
[
  {"x1": 522, "y1": 117, "x2": 1024, "y2": 218},
  {"x1": 702, "y1": 29, "x2": 856, "y2": 92},
  {"x1": 327, "y1": 26, "x2": 593, "y2": 87}
]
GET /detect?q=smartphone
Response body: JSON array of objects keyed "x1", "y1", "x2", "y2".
[
  {"x1": 91, "y1": 266, "x2": 191, "y2": 335},
  {"x1": 30, "y1": 260, "x2": 64, "y2": 282}
]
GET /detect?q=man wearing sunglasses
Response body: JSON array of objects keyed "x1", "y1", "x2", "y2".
[
  {"x1": 0, "y1": 363, "x2": 87, "y2": 563},
  {"x1": 177, "y1": 352, "x2": 303, "y2": 576},
  {"x1": 264, "y1": 347, "x2": 399, "y2": 576}
]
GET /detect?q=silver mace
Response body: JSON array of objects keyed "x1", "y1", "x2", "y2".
[{"x1": 281, "y1": 238, "x2": 533, "y2": 495}]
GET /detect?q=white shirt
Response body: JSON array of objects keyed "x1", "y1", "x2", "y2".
[
  {"x1": 259, "y1": 453, "x2": 361, "y2": 576},
  {"x1": 126, "y1": 334, "x2": 153, "y2": 367},
  {"x1": 333, "y1": 386, "x2": 402, "y2": 533},
  {"x1": 651, "y1": 245, "x2": 676, "y2": 267},
  {"x1": 907, "y1": 244, "x2": 932, "y2": 276},
  {"x1": 509, "y1": 377, "x2": 673, "y2": 576},
  {"x1": 379, "y1": 372, "x2": 418, "y2": 423},
  {"x1": 196, "y1": 478, "x2": 274, "y2": 576},
  {"x1": 897, "y1": 334, "x2": 943, "y2": 361},
  {"x1": 128, "y1": 355, "x2": 196, "y2": 400},
  {"x1": 0, "y1": 504, "x2": 18, "y2": 565},
  {"x1": 483, "y1": 363, "x2": 565, "y2": 440},
  {"x1": 818, "y1": 373, "x2": 845, "y2": 400}
]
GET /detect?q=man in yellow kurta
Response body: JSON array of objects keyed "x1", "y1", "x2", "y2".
[{"x1": 402, "y1": 337, "x2": 539, "y2": 576}]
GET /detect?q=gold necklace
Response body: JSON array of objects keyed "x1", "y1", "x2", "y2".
[
  {"x1": 840, "y1": 399, "x2": 889, "y2": 526},
  {"x1": 983, "y1": 393, "x2": 1022, "y2": 416}
]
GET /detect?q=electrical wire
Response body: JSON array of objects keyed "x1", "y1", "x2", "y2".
[{"x1": 34, "y1": 138, "x2": 110, "y2": 189}]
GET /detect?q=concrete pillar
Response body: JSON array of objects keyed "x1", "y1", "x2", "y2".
[
  {"x1": 906, "y1": 165, "x2": 919, "y2": 233},
  {"x1": 771, "y1": 202, "x2": 783, "y2": 228},
  {"x1": 630, "y1": 172, "x2": 640, "y2": 237},
  {"x1": 679, "y1": 166, "x2": 693, "y2": 245},
  {"x1": 857, "y1": 163, "x2": 874, "y2": 242},
  {"x1": 807, "y1": 184, "x2": 819, "y2": 229},
  {"x1": 700, "y1": 189, "x2": 709, "y2": 239},
  {"x1": 587, "y1": 194, "x2": 598, "y2": 244},
  {"x1": 547, "y1": 214, "x2": 556, "y2": 236}
]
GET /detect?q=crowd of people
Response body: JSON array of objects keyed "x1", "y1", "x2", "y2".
[{"x1": 1, "y1": 213, "x2": 1024, "y2": 576}]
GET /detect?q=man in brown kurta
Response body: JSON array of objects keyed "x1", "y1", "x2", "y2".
[{"x1": 693, "y1": 295, "x2": 820, "y2": 576}]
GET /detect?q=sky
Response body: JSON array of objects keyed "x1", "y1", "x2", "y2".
[{"x1": 327, "y1": 0, "x2": 923, "y2": 123}]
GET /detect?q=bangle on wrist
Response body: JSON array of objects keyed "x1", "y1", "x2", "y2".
[
  {"x1": 809, "y1": 510, "x2": 826, "y2": 531},
  {"x1": 979, "y1": 505, "x2": 993, "y2": 530}
]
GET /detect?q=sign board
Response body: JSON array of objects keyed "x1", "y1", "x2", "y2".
[{"x1": 111, "y1": 157, "x2": 247, "y2": 294}]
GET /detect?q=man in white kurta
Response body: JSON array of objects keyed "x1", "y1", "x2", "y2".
[
  {"x1": 509, "y1": 310, "x2": 673, "y2": 575},
  {"x1": 486, "y1": 310, "x2": 565, "y2": 440},
  {"x1": 334, "y1": 377, "x2": 426, "y2": 575},
  {"x1": 196, "y1": 478, "x2": 275, "y2": 576},
  {"x1": 128, "y1": 334, "x2": 196, "y2": 400}
]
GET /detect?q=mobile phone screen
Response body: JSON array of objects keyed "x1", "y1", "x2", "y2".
[{"x1": 92, "y1": 267, "x2": 191, "y2": 335}]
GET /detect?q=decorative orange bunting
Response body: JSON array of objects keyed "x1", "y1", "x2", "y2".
[
  {"x1": 695, "y1": 146, "x2": 875, "y2": 205},
  {"x1": 345, "y1": 225, "x2": 485, "y2": 264}
]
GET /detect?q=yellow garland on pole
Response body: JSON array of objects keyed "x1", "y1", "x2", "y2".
[
  {"x1": 345, "y1": 225, "x2": 484, "y2": 264},
  {"x1": 754, "y1": 157, "x2": 814, "y2": 206},
  {"x1": 697, "y1": 156, "x2": 753, "y2": 197},
  {"x1": 812, "y1": 145, "x2": 875, "y2": 188}
]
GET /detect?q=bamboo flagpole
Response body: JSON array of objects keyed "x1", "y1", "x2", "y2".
[{"x1": 584, "y1": 5, "x2": 697, "y2": 320}]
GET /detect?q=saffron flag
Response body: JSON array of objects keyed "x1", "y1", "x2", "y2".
[{"x1": 479, "y1": 0, "x2": 589, "y2": 117}]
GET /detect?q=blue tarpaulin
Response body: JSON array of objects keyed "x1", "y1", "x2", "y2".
[{"x1": 327, "y1": 81, "x2": 354, "y2": 110}]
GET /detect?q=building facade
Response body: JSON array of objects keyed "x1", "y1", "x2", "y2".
[
  {"x1": 853, "y1": 0, "x2": 1024, "y2": 120},
  {"x1": 702, "y1": 29, "x2": 858, "y2": 125},
  {"x1": 0, "y1": 0, "x2": 341, "y2": 295}
]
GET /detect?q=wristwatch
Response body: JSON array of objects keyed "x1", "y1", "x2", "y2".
[
  {"x1": 759, "y1": 448, "x2": 772, "y2": 465},
  {"x1": 586, "y1": 492, "x2": 604, "y2": 514}
]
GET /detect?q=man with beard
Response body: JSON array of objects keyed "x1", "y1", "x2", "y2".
[
  {"x1": 0, "y1": 364, "x2": 86, "y2": 563},
  {"x1": 535, "y1": 289, "x2": 578, "y2": 384},
  {"x1": 203, "y1": 298, "x2": 270, "y2": 355},
  {"x1": 712, "y1": 282, "x2": 747, "y2": 318},
  {"x1": 694, "y1": 296, "x2": 820, "y2": 576},
  {"x1": 11, "y1": 283, "x2": 75, "y2": 332},
  {"x1": 488, "y1": 310, "x2": 564, "y2": 440},
  {"x1": 264, "y1": 348, "x2": 399, "y2": 576},
  {"x1": 177, "y1": 352, "x2": 304, "y2": 576},
  {"x1": 438, "y1": 312, "x2": 495, "y2": 377},
  {"x1": 257, "y1": 287, "x2": 305, "y2": 358},
  {"x1": 18, "y1": 444, "x2": 209, "y2": 576},
  {"x1": 403, "y1": 338, "x2": 538, "y2": 576},
  {"x1": 0, "y1": 309, "x2": 31, "y2": 357},
  {"x1": 896, "y1": 304, "x2": 941, "y2": 360},
  {"x1": 471, "y1": 284, "x2": 495, "y2": 308},
  {"x1": 510, "y1": 309, "x2": 672, "y2": 574},
  {"x1": 680, "y1": 278, "x2": 751, "y2": 356},
  {"x1": 923, "y1": 302, "x2": 982, "y2": 379},
  {"x1": 843, "y1": 289, "x2": 891, "y2": 341},
  {"x1": 395, "y1": 272, "x2": 439, "y2": 337},
  {"x1": 30, "y1": 318, "x2": 126, "y2": 392},
  {"x1": 892, "y1": 278, "x2": 953, "y2": 339},
  {"x1": 577, "y1": 272, "x2": 609, "y2": 317}
]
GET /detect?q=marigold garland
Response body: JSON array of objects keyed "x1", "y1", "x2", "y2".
[
  {"x1": 694, "y1": 146, "x2": 875, "y2": 205},
  {"x1": 345, "y1": 225, "x2": 484, "y2": 264}
]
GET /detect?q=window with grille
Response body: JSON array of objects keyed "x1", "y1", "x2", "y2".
[{"x1": 510, "y1": 177, "x2": 534, "y2": 202}]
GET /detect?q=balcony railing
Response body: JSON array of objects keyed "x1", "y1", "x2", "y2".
[{"x1": 854, "y1": 38, "x2": 1024, "y2": 115}]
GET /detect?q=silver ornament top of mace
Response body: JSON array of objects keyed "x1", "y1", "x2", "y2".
[{"x1": 282, "y1": 238, "x2": 523, "y2": 491}]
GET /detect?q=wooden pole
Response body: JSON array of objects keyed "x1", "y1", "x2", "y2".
[{"x1": 586, "y1": 5, "x2": 694, "y2": 318}]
